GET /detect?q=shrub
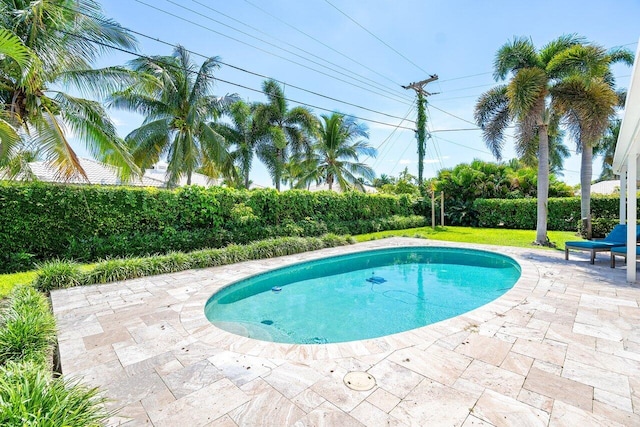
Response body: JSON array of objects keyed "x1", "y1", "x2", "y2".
[
  {"x1": 0, "y1": 361, "x2": 110, "y2": 427},
  {"x1": 34, "y1": 235, "x2": 354, "y2": 290},
  {"x1": 33, "y1": 260, "x2": 84, "y2": 292},
  {"x1": 0, "y1": 182, "x2": 416, "y2": 272},
  {"x1": 474, "y1": 196, "x2": 627, "y2": 231},
  {"x1": 0, "y1": 286, "x2": 56, "y2": 367}
]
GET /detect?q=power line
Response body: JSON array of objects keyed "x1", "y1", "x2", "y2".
[
  {"x1": 64, "y1": 31, "x2": 419, "y2": 132},
  {"x1": 437, "y1": 72, "x2": 493, "y2": 83},
  {"x1": 323, "y1": 0, "x2": 430, "y2": 76},
  {"x1": 365, "y1": 101, "x2": 415, "y2": 163},
  {"x1": 193, "y1": 0, "x2": 411, "y2": 98},
  {"x1": 428, "y1": 104, "x2": 479, "y2": 127},
  {"x1": 242, "y1": 0, "x2": 407, "y2": 90},
  {"x1": 134, "y1": 0, "x2": 413, "y2": 106},
  {"x1": 64, "y1": 5, "x2": 416, "y2": 124}
]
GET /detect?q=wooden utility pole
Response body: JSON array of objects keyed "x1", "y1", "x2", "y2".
[{"x1": 402, "y1": 74, "x2": 438, "y2": 188}]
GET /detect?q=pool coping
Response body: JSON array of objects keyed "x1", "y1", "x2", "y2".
[
  {"x1": 181, "y1": 239, "x2": 539, "y2": 361},
  {"x1": 51, "y1": 237, "x2": 640, "y2": 426}
]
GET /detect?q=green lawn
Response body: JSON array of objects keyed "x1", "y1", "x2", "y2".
[
  {"x1": 0, "y1": 270, "x2": 38, "y2": 299},
  {"x1": 0, "y1": 264, "x2": 97, "y2": 300},
  {"x1": 355, "y1": 226, "x2": 581, "y2": 250}
]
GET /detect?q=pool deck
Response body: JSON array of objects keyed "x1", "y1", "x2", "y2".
[{"x1": 52, "y1": 238, "x2": 640, "y2": 426}]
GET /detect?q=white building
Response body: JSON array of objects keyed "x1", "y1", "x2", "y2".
[{"x1": 612, "y1": 37, "x2": 640, "y2": 282}]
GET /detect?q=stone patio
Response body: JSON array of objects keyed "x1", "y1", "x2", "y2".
[{"x1": 52, "y1": 238, "x2": 640, "y2": 426}]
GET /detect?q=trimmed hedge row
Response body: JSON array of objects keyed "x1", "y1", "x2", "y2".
[
  {"x1": 473, "y1": 196, "x2": 622, "y2": 231},
  {"x1": 0, "y1": 182, "x2": 414, "y2": 272},
  {"x1": 34, "y1": 234, "x2": 353, "y2": 291}
]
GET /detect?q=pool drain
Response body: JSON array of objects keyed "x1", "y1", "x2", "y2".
[{"x1": 343, "y1": 371, "x2": 376, "y2": 391}]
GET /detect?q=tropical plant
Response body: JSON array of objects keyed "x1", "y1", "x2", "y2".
[
  {"x1": 110, "y1": 45, "x2": 238, "y2": 186},
  {"x1": 551, "y1": 44, "x2": 633, "y2": 237},
  {"x1": 295, "y1": 112, "x2": 376, "y2": 191},
  {"x1": 474, "y1": 35, "x2": 585, "y2": 245},
  {"x1": 594, "y1": 119, "x2": 621, "y2": 180},
  {"x1": 0, "y1": 0, "x2": 138, "y2": 180},
  {"x1": 212, "y1": 100, "x2": 264, "y2": 189},
  {"x1": 0, "y1": 29, "x2": 28, "y2": 163},
  {"x1": 254, "y1": 79, "x2": 318, "y2": 191},
  {"x1": 0, "y1": 361, "x2": 110, "y2": 426}
]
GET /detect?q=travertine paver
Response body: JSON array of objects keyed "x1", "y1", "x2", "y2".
[{"x1": 51, "y1": 238, "x2": 640, "y2": 426}]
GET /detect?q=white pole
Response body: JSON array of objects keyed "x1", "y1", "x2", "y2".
[
  {"x1": 627, "y1": 153, "x2": 637, "y2": 282},
  {"x1": 620, "y1": 168, "x2": 627, "y2": 225},
  {"x1": 431, "y1": 190, "x2": 436, "y2": 229}
]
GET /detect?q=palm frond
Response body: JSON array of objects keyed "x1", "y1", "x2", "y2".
[
  {"x1": 474, "y1": 85, "x2": 511, "y2": 159},
  {"x1": 493, "y1": 37, "x2": 538, "y2": 80}
]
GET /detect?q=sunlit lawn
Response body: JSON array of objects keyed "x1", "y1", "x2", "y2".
[
  {"x1": 355, "y1": 226, "x2": 581, "y2": 250},
  {"x1": 0, "y1": 264, "x2": 96, "y2": 300}
]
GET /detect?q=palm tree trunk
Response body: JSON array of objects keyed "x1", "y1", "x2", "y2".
[
  {"x1": 580, "y1": 141, "x2": 593, "y2": 239},
  {"x1": 535, "y1": 125, "x2": 550, "y2": 245},
  {"x1": 187, "y1": 172, "x2": 192, "y2": 185}
]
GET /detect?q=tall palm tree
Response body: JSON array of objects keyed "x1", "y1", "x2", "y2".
[
  {"x1": 551, "y1": 44, "x2": 633, "y2": 237},
  {"x1": 0, "y1": 0, "x2": 138, "y2": 180},
  {"x1": 295, "y1": 113, "x2": 376, "y2": 192},
  {"x1": 594, "y1": 119, "x2": 621, "y2": 181},
  {"x1": 475, "y1": 35, "x2": 584, "y2": 245},
  {"x1": 0, "y1": 29, "x2": 28, "y2": 162},
  {"x1": 212, "y1": 100, "x2": 262, "y2": 189},
  {"x1": 110, "y1": 46, "x2": 238, "y2": 187},
  {"x1": 254, "y1": 79, "x2": 317, "y2": 191}
]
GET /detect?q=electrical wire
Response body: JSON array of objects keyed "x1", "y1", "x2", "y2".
[
  {"x1": 364, "y1": 101, "x2": 416, "y2": 163},
  {"x1": 242, "y1": 0, "x2": 407, "y2": 90},
  {"x1": 323, "y1": 0, "x2": 430, "y2": 76},
  {"x1": 60, "y1": 5, "x2": 417, "y2": 124},
  {"x1": 63, "y1": 30, "x2": 419, "y2": 132},
  {"x1": 428, "y1": 104, "x2": 479, "y2": 127},
  {"x1": 134, "y1": 0, "x2": 413, "y2": 106},
  {"x1": 188, "y1": 0, "x2": 413, "y2": 101}
]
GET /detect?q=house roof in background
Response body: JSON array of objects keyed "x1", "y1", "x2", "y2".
[
  {"x1": 306, "y1": 183, "x2": 378, "y2": 193},
  {"x1": 590, "y1": 180, "x2": 620, "y2": 195},
  {"x1": 27, "y1": 158, "x2": 165, "y2": 187}
]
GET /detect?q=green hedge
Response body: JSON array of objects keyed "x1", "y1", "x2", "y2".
[
  {"x1": 0, "y1": 182, "x2": 415, "y2": 272},
  {"x1": 474, "y1": 196, "x2": 622, "y2": 231}
]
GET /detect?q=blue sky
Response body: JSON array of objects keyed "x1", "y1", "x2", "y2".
[{"x1": 91, "y1": 0, "x2": 640, "y2": 187}]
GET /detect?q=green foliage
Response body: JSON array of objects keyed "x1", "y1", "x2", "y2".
[
  {"x1": 33, "y1": 261, "x2": 84, "y2": 292},
  {"x1": 0, "y1": 361, "x2": 109, "y2": 427},
  {"x1": 0, "y1": 286, "x2": 55, "y2": 366},
  {"x1": 0, "y1": 182, "x2": 414, "y2": 272},
  {"x1": 417, "y1": 160, "x2": 573, "y2": 226},
  {"x1": 35, "y1": 235, "x2": 353, "y2": 290},
  {"x1": 475, "y1": 196, "x2": 622, "y2": 231}
]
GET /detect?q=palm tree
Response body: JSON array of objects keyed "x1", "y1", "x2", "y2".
[
  {"x1": 254, "y1": 79, "x2": 317, "y2": 191},
  {"x1": 594, "y1": 119, "x2": 621, "y2": 181},
  {"x1": 474, "y1": 35, "x2": 584, "y2": 245},
  {"x1": 295, "y1": 113, "x2": 376, "y2": 192},
  {"x1": 110, "y1": 46, "x2": 238, "y2": 186},
  {"x1": 551, "y1": 44, "x2": 633, "y2": 238},
  {"x1": 211, "y1": 100, "x2": 262, "y2": 189},
  {"x1": 0, "y1": 29, "x2": 28, "y2": 162},
  {"x1": 0, "y1": 0, "x2": 138, "y2": 180}
]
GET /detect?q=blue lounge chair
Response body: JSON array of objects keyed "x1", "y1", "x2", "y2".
[
  {"x1": 565, "y1": 224, "x2": 631, "y2": 264},
  {"x1": 610, "y1": 245, "x2": 640, "y2": 268}
]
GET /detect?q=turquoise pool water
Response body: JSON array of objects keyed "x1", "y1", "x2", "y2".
[{"x1": 204, "y1": 247, "x2": 521, "y2": 344}]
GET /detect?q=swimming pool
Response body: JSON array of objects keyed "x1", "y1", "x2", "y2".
[{"x1": 204, "y1": 247, "x2": 521, "y2": 344}]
